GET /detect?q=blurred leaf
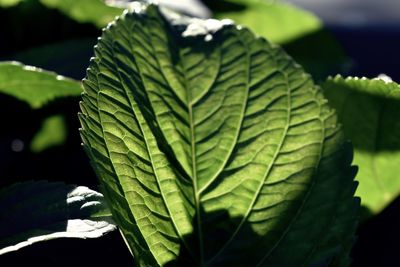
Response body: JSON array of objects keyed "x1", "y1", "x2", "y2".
[
  {"x1": 323, "y1": 75, "x2": 400, "y2": 216},
  {"x1": 12, "y1": 38, "x2": 96, "y2": 79},
  {"x1": 212, "y1": 0, "x2": 321, "y2": 44},
  {"x1": 39, "y1": 0, "x2": 123, "y2": 28},
  {"x1": 30, "y1": 115, "x2": 67, "y2": 153},
  {"x1": 206, "y1": 0, "x2": 348, "y2": 80},
  {"x1": 0, "y1": 181, "x2": 116, "y2": 255},
  {"x1": 0, "y1": 0, "x2": 21, "y2": 7},
  {"x1": 0, "y1": 61, "x2": 81, "y2": 109}
]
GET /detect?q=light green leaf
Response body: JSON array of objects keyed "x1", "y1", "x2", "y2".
[
  {"x1": 323, "y1": 75, "x2": 400, "y2": 215},
  {"x1": 208, "y1": 0, "x2": 348, "y2": 80},
  {"x1": 79, "y1": 5, "x2": 358, "y2": 266},
  {"x1": 213, "y1": 0, "x2": 321, "y2": 44},
  {"x1": 0, "y1": 181, "x2": 116, "y2": 255},
  {"x1": 40, "y1": 0, "x2": 123, "y2": 28},
  {"x1": 30, "y1": 115, "x2": 67, "y2": 153},
  {"x1": 0, "y1": 61, "x2": 82, "y2": 109},
  {"x1": 0, "y1": 0, "x2": 22, "y2": 7}
]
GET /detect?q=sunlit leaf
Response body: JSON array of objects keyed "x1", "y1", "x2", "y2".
[
  {"x1": 323, "y1": 75, "x2": 400, "y2": 215},
  {"x1": 0, "y1": 61, "x2": 81, "y2": 109},
  {"x1": 79, "y1": 5, "x2": 359, "y2": 266}
]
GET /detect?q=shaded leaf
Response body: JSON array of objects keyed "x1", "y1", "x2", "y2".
[
  {"x1": 0, "y1": 181, "x2": 116, "y2": 255},
  {"x1": 323, "y1": 75, "x2": 400, "y2": 215},
  {"x1": 79, "y1": 5, "x2": 358, "y2": 266},
  {"x1": 0, "y1": 61, "x2": 81, "y2": 109}
]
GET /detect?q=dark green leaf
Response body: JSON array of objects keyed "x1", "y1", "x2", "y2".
[{"x1": 0, "y1": 181, "x2": 116, "y2": 255}]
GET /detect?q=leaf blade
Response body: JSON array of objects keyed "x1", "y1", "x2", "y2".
[{"x1": 80, "y1": 5, "x2": 359, "y2": 266}]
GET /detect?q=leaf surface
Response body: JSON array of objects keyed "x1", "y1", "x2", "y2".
[
  {"x1": 80, "y1": 5, "x2": 359, "y2": 266},
  {"x1": 323, "y1": 75, "x2": 400, "y2": 215},
  {"x1": 0, "y1": 181, "x2": 116, "y2": 255},
  {"x1": 0, "y1": 61, "x2": 81, "y2": 109}
]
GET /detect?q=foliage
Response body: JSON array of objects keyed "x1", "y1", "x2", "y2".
[
  {"x1": 0, "y1": 1, "x2": 398, "y2": 266},
  {"x1": 0, "y1": 61, "x2": 81, "y2": 109},
  {"x1": 323, "y1": 76, "x2": 400, "y2": 216},
  {"x1": 0, "y1": 181, "x2": 115, "y2": 255},
  {"x1": 79, "y1": 5, "x2": 358, "y2": 266}
]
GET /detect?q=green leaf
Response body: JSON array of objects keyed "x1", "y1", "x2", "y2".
[
  {"x1": 79, "y1": 5, "x2": 359, "y2": 266},
  {"x1": 30, "y1": 115, "x2": 67, "y2": 153},
  {"x1": 39, "y1": 0, "x2": 123, "y2": 28},
  {"x1": 212, "y1": 0, "x2": 321, "y2": 44},
  {"x1": 0, "y1": 181, "x2": 116, "y2": 255},
  {"x1": 0, "y1": 61, "x2": 82, "y2": 109},
  {"x1": 0, "y1": 0, "x2": 22, "y2": 7},
  {"x1": 207, "y1": 0, "x2": 348, "y2": 80},
  {"x1": 323, "y1": 75, "x2": 400, "y2": 215}
]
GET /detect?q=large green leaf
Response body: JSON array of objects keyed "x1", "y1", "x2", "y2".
[
  {"x1": 323, "y1": 75, "x2": 400, "y2": 215},
  {"x1": 79, "y1": 5, "x2": 359, "y2": 266},
  {"x1": 0, "y1": 181, "x2": 116, "y2": 255},
  {"x1": 0, "y1": 61, "x2": 81, "y2": 109}
]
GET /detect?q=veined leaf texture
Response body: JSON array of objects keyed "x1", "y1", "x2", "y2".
[{"x1": 79, "y1": 5, "x2": 359, "y2": 267}]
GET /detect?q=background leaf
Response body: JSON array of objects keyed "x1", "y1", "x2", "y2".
[
  {"x1": 30, "y1": 115, "x2": 67, "y2": 153},
  {"x1": 0, "y1": 181, "x2": 116, "y2": 255},
  {"x1": 323, "y1": 75, "x2": 400, "y2": 216},
  {"x1": 0, "y1": 61, "x2": 81, "y2": 109},
  {"x1": 0, "y1": 0, "x2": 21, "y2": 7},
  {"x1": 203, "y1": 0, "x2": 348, "y2": 80},
  {"x1": 80, "y1": 5, "x2": 359, "y2": 266}
]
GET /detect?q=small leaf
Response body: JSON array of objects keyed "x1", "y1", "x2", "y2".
[
  {"x1": 323, "y1": 75, "x2": 400, "y2": 215},
  {"x1": 80, "y1": 5, "x2": 358, "y2": 266},
  {"x1": 0, "y1": 61, "x2": 82, "y2": 109},
  {"x1": 0, "y1": 181, "x2": 116, "y2": 255},
  {"x1": 30, "y1": 115, "x2": 67, "y2": 153}
]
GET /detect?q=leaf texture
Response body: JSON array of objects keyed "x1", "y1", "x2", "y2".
[
  {"x1": 323, "y1": 75, "x2": 400, "y2": 215},
  {"x1": 79, "y1": 5, "x2": 359, "y2": 266}
]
